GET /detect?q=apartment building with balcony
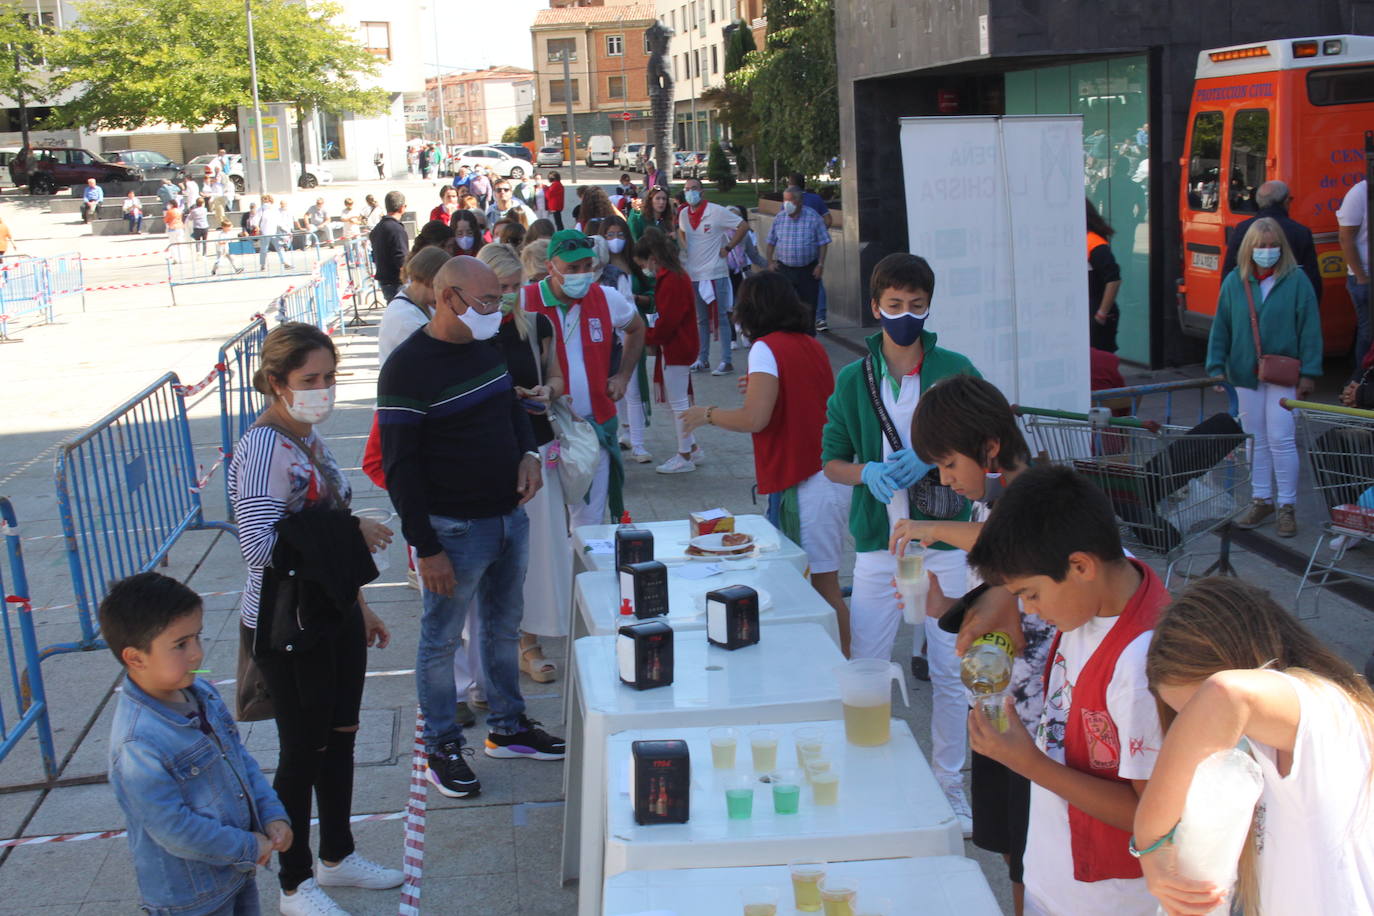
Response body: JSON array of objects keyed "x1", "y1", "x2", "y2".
[{"x1": 425, "y1": 66, "x2": 536, "y2": 147}]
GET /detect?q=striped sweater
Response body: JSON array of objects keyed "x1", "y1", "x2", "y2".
[
  {"x1": 377, "y1": 327, "x2": 536, "y2": 557},
  {"x1": 227, "y1": 426, "x2": 350, "y2": 628}
]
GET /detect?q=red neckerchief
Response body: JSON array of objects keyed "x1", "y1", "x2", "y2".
[
  {"x1": 686, "y1": 201, "x2": 707, "y2": 230},
  {"x1": 1255, "y1": 265, "x2": 1276, "y2": 281}
]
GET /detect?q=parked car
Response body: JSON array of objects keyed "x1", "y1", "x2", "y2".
[
  {"x1": 295, "y1": 162, "x2": 333, "y2": 189},
  {"x1": 585, "y1": 135, "x2": 614, "y2": 168},
  {"x1": 453, "y1": 145, "x2": 528, "y2": 179},
  {"x1": 491, "y1": 143, "x2": 533, "y2": 163},
  {"x1": 187, "y1": 153, "x2": 246, "y2": 193},
  {"x1": 104, "y1": 149, "x2": 184, "y2": 182},
  {"x1": 673, "y1": 150, "x2": 706, "y2": 178},
  {"x1": 11, "y1": 145, "x2": 143, "y2": 194},
  {"x1": 616, "y1": 142, "x2": 645, "y2": 171},
  {"x1": 0, "y1": 148, "x2": 18, "y2": 188},
  {"x1": 536, "y1": 145, "x2": 564, "y2": 167}
]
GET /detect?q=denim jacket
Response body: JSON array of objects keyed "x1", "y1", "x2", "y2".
[{"x1": 109, "y1": 676, "x2": 286, "y2": 916}]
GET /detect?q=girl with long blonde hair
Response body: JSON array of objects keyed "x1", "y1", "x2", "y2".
[{"x1": 1134, "y1": 577, "x2": 1374, "y2": 915}]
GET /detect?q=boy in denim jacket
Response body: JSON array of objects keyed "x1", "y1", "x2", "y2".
[{"x1": 104, "y1": 572, "x2": 290, "y2": 916}]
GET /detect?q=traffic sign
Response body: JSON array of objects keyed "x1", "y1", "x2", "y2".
[
  {"x1": 538, "y1": 116, "x2": 549, "y2": 131},
  {"x1": 618, "y1": 112, "x2": 632, "y2": 122}
]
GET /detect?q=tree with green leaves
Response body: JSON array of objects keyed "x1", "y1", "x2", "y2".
[
  {"x1": 731, "y1": 0, "x2": 837, "y2": 181},
  {"x1": 0, "y1": 7, "x2": 55, "y2": 148},
  {"x1": 46, "y1": 0, "x2": 387, "y2": 136}
]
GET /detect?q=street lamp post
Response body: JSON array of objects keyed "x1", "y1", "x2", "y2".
[
  {"x1": 430, "y1": 2, "x2": 447, "y2": 148},
  {"x1": 245, "y1": 0, "x2": 269, "y2": 196}
]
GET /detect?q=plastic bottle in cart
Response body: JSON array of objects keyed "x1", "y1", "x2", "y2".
[{"x1": 961, "y1": 632, "x2": 1014, "y2": 732}]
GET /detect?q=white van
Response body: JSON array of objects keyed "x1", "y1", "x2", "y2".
[
  {"x1": 0, "y1": 148, "x2": 18, "y2": 188},
  {"x1": 586, "y1": 135, "x2": 614, "y2": 168}
]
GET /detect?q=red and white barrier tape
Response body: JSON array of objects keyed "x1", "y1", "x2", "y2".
[
  {"x1": 27, "y1": 588, "x2": 241, "y2": 615},
  {"x1": 399, "y1": 710, "x2": 428, "y2": 916},
  {"x1": 83, "y1": 279, "x2": 170, "y2": 291},
  {"x1": 79, "y1": 250, "x2": 166, "y2": 261},
  {"x1": 189, "y1": 450, "x2": 226, "y2": 494},
  {"x1": 173, "y1": 363, "x2": 226, "y2": 397},
  {"x1": 0, "y1": 810, "x2": 408, "y2": 849}
]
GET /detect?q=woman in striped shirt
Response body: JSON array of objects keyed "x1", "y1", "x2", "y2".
[{"x1": 227, "y1": 322, "x2": 402, "y2": 914}]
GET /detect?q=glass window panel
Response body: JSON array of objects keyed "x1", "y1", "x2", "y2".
[
  {"x1": 1188, "y1": 111, "x2": 1223, "y2": 212},
  {"x1": 1228, "y1": 108, "x2": 1269, "y2": 213}
]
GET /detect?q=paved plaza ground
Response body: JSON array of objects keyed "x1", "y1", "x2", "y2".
[{"x1": 0, "y1": 178, "x2": 1372, "y2": 914}]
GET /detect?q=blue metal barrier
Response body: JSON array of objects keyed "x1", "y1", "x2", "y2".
[
  {"x1": 166, "y1": 238, "x2": 323, "y2": 306},
  {"x1": 0, "y1": 498, "x2": 56, "y2": 780},
  {"x1": 314, "y1": 258, "x2": 342, "y2": 333},
  {"x1": 217, "y1": 317, "x2": 269, "y2": 519},
  {"x1": 46, "y1": 251, "x2": 86, "y2": 314},
  {"x1": 277, "y1": 282, "x2": 318, "y2": 326},
  {"x1": 52, "y1": 373, "x2": 234, "y2": 655},
  {"x1": 0, "y1": 257, "x2": 53, "y2": 339}
]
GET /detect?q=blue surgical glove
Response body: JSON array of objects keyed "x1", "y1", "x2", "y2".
[
  {"x1": 860, "y1": 461, "x2": 896, "y2": 504},
  {"x1": 884, "y1": 448, "x2": 934, "y2": 491}
]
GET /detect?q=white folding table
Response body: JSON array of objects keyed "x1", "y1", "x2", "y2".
[
  {"x1": 601, "y1": 719, "x2": 961, "y2": 879},
  {"x1": 571, "y1": 561, "x2": 841, "y2": 643},
  {"x1": 571, "y1": 514, "x2": 808, "y2": 575},
  {"x1": 562, "y1": 622, "x2": 847, "y2": 916},
  {"x1": 602, "y1": 856, "x2": 1002, "y2": 915}
]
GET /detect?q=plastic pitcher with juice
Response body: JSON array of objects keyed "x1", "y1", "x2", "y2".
[{"x1": 833, "y1": 659, "x2": 909, "y2": 746}]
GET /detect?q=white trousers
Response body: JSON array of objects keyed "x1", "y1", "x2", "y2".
[
  {"x1": 569, "y1": 446, "x2": 611, "y2": 529},
  {"x1": 662, "y1": 363, "x2": 696, "y2": 455},
  {"x1": 619, "y1": 364, "x2": 647, "y2": 449},
  {"x1": 851, "y1": 548, "x2": 969, "y2": 785},
  {"x1": 1237, "y1": 382, "x2": 1298, "y2": 504}
]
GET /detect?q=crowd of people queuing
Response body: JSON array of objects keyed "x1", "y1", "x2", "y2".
[{"x1": 95, "y1": 161, "x2": 1374, "y2": 916}]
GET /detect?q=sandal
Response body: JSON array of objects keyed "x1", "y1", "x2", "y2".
[{"x1": 520, "y1": 643, "x2": 558, "y2": 683}]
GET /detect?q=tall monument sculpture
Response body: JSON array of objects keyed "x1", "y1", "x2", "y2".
[{"x1": 645, "y1": 21, "x2": 675, "y2": 184}]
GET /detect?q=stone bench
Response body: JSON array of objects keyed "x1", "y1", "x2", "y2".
[{"x1": 89, "y1": 210, "x2": 246, "y2": 237}]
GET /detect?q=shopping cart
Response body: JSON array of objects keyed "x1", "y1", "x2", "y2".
[
  {"x1": 1014, "y1": 404, "x2": 1252, "y2": 585},
  {"x1": 1280, "y1": 399, "x2": 1374, "y2": 619}
]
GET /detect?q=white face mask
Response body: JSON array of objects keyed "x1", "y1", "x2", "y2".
[
  {"x1": 456, "y1": 235, "x2": 475, "y2": 251},
  {"x1": 284, "y1": 385, "x2": 335, "y2": 425},
  {"x1": 607, "y1": 237, "x2": 626, "y2": 254},
  {"x1": 782, "y1": 200, "x2": 797, "y2": 216},
  {"x1": 455, "y1": 302, "x2": 502, "y2": 340}
]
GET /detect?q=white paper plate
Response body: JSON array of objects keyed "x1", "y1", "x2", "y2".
[{"x1": 687, "y1": 532, "x2": 756, "y2": 554}]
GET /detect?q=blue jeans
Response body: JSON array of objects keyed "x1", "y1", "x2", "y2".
[
  {"x1": 259, "y1": 233, "x2": 289, "y2": 268},
  {"x1": 694, "y1": 275, "x2": 734, "y2": 365},
  {"x1": 816, "y1": 279, "x2": 828, "y2": 322},
  {"x1": 203, "y1": 879, "x2": 261, "y2": 916},
  {"x1": 1349, "y1": 276, "x2": 1371, "y2": 368},
  {"x1": 418, "y1": 509, "x2": 529, "y2": 754},
  {"x1": 125, "y1": 213, "x2": 143, "y2": 232}
]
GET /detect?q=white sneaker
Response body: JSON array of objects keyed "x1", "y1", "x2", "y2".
[
  {"x1": 315, "y1": 852, "x2": 404, "y2": 890},
  {"x1": 280, "y1": 878, "x2": 351, "y2": 916},
  {"x1": 656, "y1": 454, "x2": 696, "y2": 474},
  {"x1": 689, "y1": 446, "x2": 707, "y2": 465},
  {"x1": 711, "y1": 362, "x2": 734, "y2": 376},
  {"x1": 630, "y1": 446, "x2": 653, "y2": 464},
  {"x1": 940, "y1": 780, "x2": 974, "y2": 838}
]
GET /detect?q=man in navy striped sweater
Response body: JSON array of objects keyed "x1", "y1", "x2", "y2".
[{"x1": 378, "y1": 255, "x2": 566, "y2": 799}]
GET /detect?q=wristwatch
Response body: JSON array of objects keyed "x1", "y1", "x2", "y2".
[
  {"x1": 523, "y1": 450, "x2": 540, "y2": 461},
  {"x1": 705, "y1": 406, "x2": 715, "y2": 425}
]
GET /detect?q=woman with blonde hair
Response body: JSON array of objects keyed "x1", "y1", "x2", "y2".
[
  {"x1": 475, "y1": 242, "x2": 569, "y2": 684},
  {"x1": 1206, "y1": 217, "x2": 1321, "y2": 538},
  {"x1": 1134, "y1": 576, "x2": 1374, "y2": 915},
  {"x1": 521, "y1": 238, "x2": 550, "y2": 283}
]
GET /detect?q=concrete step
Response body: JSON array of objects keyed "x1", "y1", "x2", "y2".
[{"x1": 87, "y1": 211, "x2": 246, "y2": 236}]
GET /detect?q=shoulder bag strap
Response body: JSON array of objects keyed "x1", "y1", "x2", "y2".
[
  {"x1": 862, "y1": 354, "x2": 904, "y2": 452},
  {"x1": 1244, "y1": 278, "x2": 1265, "y2": 358},
  {"x1": 252, "y1": 417, "x2": 335, "y2": 504}
]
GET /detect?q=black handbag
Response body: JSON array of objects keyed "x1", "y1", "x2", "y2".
[
  {"x1": 235, "y1": 621, "x2": 274, "y2": 721},
  {"x1": 861, "y1": 355, "x2": 965, "y2": 519}
]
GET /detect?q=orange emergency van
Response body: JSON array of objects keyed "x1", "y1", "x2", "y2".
[{"x1": 1178, "y1": 35, "x2": 1374, "y2": 355}]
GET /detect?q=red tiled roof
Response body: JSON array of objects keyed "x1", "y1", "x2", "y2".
[{"x1": 532, "y1": 2, "x2": 656, "y2": 29}]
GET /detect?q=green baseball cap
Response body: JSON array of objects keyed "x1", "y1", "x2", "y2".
[{"x1": 548, "y1": 229, "x2": 596, "y2": 263}]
